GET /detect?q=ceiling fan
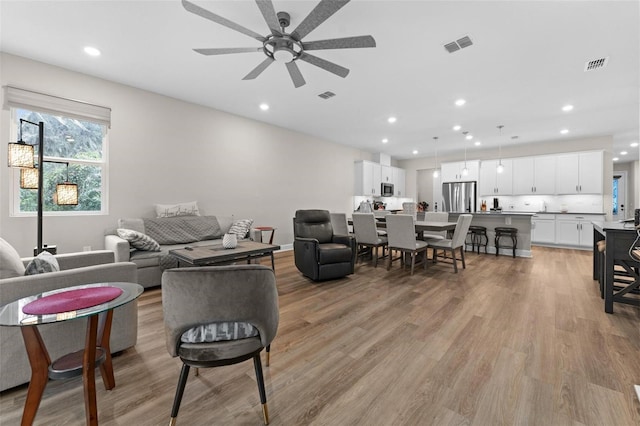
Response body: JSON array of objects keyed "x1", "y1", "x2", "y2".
[{"x1": 182, "y1": 0, "x2": 376, "y2": 88}]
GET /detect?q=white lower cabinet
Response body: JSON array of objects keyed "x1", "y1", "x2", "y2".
[
  {"x1": 531, "y1": 214, "x2": 555, "y2": 244},
  {"x1": 554, "y1": 214, "x2": 604, "y2": 248}
]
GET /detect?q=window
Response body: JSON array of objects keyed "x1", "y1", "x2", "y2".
[{"x1": 6, "y1": 87, "x2": 111, "y2": 216}]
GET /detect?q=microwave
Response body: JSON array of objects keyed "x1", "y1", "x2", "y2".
[{"x1": 381, "y1": 182, "x2": 394, "y2": 197}]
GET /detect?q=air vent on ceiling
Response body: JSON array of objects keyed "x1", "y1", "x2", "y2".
[
  {"x1": 318, "y1": 91, "x2": 336, "y2": 99},
  {"x1": 444, "y1": 35, "x2": 473, "y2": 53},
  {"x1": 584, "y1": 57, "x2": 609, "y2": 71}
]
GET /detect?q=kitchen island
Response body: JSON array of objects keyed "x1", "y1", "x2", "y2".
[{"x1": 449, "y1": 211, "x2": 534, "y2": 257}]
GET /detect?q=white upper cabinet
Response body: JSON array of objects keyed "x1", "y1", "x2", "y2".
[
  {"x1": 381, "y1": 165, "x2": 393, "y2": 183},
  {"x1": 479, "y1": 159, "x2": 512, "y2": 195},
  {"x1": 392, "y1": 167, "x2": 406, "y2": 197},
  {"x1": 555, "y1": 151, "x2": 602, "y2": 194},
  {"x1": 512, "y1": 155, "x2": 556, "y2": 194},
  {"x1": 354, "y1": 161, "x2": 381, "y2": 196},
  {"x1": 441, "y1": 160, "x2": 479, "y2": 182}
]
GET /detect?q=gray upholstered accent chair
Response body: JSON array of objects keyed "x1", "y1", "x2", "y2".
[
  {"x1": 162, "y1": 265, "x2": 279, "y2": 425},
  {"x1": 429, "y1": 214, "x2": 473, "y2": 273},
  {"x1": 385, "y1": 214, "x2": 428, "y2": 275},
  {"x1": 293, "y1": 209, "x2": 356, "y2": 281},
  {"x1": 352, "y1": 213, "x2": 388, "y2": 267},
  {"x1": 330, "y1": 212, "x2": 350, "y2": 236}
]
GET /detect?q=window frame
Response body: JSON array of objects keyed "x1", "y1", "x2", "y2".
[{"x1": 9, "y1": 107, "x2": 110, "y2": 217}]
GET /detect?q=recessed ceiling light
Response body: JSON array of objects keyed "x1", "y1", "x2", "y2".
[
  {"x1": 83, "y1": 46, "x2": 101, "y2": 57},
  {"x1": 560, "y1": 129, "x2": 569, "y2": 134},
  {"x1": 613, "y1": 157, "x2": 619, "y2": 161},
  {"x1": 631, "y1": 142, "x2": 639, "y2": 147},
  {"x1": 562, "y1": 105, "x2": 574, "y2": 112},
  {"x1": 452, "y1": 125, "x2": 461, "y2": 131},
  {"x1": 388, "y1": 116, "x2": 397, "y2": 123},
  {"x1": 474, "y1": 141, "x2": 481, "y2": 146},
  {"x1": 259, "y1": 103, "x2": 269, "y2": 111},
  {"x1": 620, "y1": 151, "x2": 628, "y2": 155},
  {"x1": 412, "y1": 150, "x2": 418, "y2": 155},
  {"x1": 455, "y1": 99, "x2": 466, "y2": 106},
  {"x1": 465, "y1": 134, "x2": 473, "y2": 140},
  {"x1": 382, "y1": 138, "x2": 388, "y2": 144}
]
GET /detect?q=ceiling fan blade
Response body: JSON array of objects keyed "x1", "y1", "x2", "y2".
[
  {"x1": 302, "y1": 35, "x2": 376, "y2": 51},
  {"x1": 286, "y1": 61, "x2": 306, "y2": 88},
  {"x1": 194, "y1": 47, "x2": 263, "y2": 55},
  {"x1": 255, "y1": 0, "x2": 282, "y2": 36},
  {"x1": 298, "y1": 52, "x2": 349, "y2": 78},
  {"x1": 291, "y1": 0, "x2": 350, "y2": 41},
  {"x1": 242, "y1": 57, "x2": 275, "y2": 80},
  {"x1": 182, "y1": 0, "x2": 266, "y2": 42}
]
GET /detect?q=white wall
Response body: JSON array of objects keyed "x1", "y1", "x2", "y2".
[{"x1": 0, "y1": 53, "x2": 367, "y2": 255}]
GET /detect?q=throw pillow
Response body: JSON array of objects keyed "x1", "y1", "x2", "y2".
[
  {"x1": 155, "y1": 201, "x2": 200, "y2": 218},
  {"x1": 117, "y1": 228, "x2": 161, "y2": 251},
  {"x1": 0, "y1": 237, "x2": 26, "y2": 278},
  {"x1": 24, "y1": 251, "x2": 60, "y2": 275},
  {"x1": 228, "y1": 219, "x2": 253, "y2": 239}
]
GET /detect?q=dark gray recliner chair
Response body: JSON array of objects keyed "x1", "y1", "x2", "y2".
[
  {"x1": 162, "y1": 265, "x2": 279, "y2": 425},
  {"x1": 293, "y1": 209, "x2": 357, "y2": 281}
]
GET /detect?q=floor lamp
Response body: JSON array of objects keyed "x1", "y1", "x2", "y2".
[{"x1": 8, "y1": 119, "x2": 78, "y2": 255}]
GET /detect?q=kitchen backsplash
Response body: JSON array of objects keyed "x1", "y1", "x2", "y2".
[
  {"x1": 353, "y1": 195, "x2": 415, "y2": 211},
  {"x1": 485, "y1": 194, "x2": 604, "y2": 213}
]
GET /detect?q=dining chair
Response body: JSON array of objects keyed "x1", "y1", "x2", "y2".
[
  {"x1": 385, "y1": 214, "x2": 428, "y2": 275},
  {"x1": 330, "y1": 212, "x2": 350, "y2": 236},
  {"x1": 429, "y1": 214, "x2": 473, "y2": 273},
  {"x1": 162, "y1": 265, "x2": 279, "y2": 425},
  {"x1": 352, "y1": 213, "x2": 388, "y2": 267},
  {"x1": 421, "y1": 212, "x2": 449, "y2": 241},
  {"x1": 402, "y1": 202, "x2": 417, "y2": 218}
]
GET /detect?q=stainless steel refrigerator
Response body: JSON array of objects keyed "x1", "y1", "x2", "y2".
[{"x1": 442, "y1": 181, "x2": 477, "y2": 213}]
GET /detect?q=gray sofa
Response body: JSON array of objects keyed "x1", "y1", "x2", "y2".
[
  {"x1": 105, "y1": 216, "x2": 258, "y2": 288},
  {"x1": 0, "y1": 250, "x2": 138, "y2": 392}
]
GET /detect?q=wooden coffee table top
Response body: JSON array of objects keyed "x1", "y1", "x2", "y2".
[{"x1": 169, "y1": 241, "x2": 280, "y2": 266}]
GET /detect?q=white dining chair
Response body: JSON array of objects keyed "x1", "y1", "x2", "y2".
[
  {"x1": 429, "y1": 214, "x2": 473, "y2": 273},
  {"x1": 352, "y1": 213, "x2": 388, "y2": 267},
  {"x1": 422, "y1": 212, "x2": 449, "y2": 241},
  {"x1": 330, "y1": 212, "x2": 350, "y2": 236},
  {"x1": 385, "y1": 214, "x2": 428, "y2": 275}
]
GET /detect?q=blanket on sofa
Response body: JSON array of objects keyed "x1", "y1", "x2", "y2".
[{"x1": 143, "y1": 216, "x2": 223, "y2": 245}]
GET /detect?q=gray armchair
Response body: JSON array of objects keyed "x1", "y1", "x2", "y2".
[
  {"x1": 162, "y1": 265, "x2": 279, "y2": 425},
  {"x1": 293, "y1": 209, "x2": 356, "y2": 281}
]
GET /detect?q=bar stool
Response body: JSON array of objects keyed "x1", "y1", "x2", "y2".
[
  {"x1": 494, "y1": 227, "x2": 518, "y2": 258},
  {"x1": 468, "y1": 225, "x2": 488, "y2": 254},
  {"x1": 254, "y1": 226, "x2": 276, "y2": 244}
]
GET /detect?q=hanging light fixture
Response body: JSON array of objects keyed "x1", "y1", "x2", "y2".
[
  {"x1": 20, "y1": 167, "x2": 38, "y2": 189},
  {"x1": 461, "y1": 131, "x2": 469, "y2": 176},
  {"x1": 54, "y1": 163, "x2": 78, "y2": 205},
  {"x1": 496, "y1": 125, "x2": 505, "y2": 173},
  {"x1": 432, "y1": 136, "x2": 440, "y2": 178}
]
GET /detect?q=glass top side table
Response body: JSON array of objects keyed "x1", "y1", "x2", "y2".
[{"x1": 0, "y1": 282, "x2": 143, "y2": 426}]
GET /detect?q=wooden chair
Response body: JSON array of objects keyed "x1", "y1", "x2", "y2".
[
  {"x1": 352, "y1": 213, "x2": 388, "y2": 267},
  {"x1": 385, "y1": 214, "x2": 428, "y2": 275},
  {"x1": 429, "y1": 214, "x2": 473, "y2": 273}
]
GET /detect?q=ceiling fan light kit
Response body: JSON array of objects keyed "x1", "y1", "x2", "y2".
[{"x1": 182, "y1": 0, "x2": 376, "y2": 88}]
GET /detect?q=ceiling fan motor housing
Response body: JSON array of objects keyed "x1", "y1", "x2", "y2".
[{"x1": 277, "y1": 11, "x2": 291, "y2": 28}]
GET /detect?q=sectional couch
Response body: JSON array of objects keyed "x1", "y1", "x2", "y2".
[{"x1": 105, "y1": 215, "x2": 257, "y2": 288}]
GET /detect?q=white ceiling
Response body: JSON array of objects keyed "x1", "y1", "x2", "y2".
[{"x1": 1, "y1": 1, "x2": 638, "y2": 162}]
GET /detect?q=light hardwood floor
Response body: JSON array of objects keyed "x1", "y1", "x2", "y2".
[{"x1": 1, "y1": 247, "x2": 639, "y2": 425}]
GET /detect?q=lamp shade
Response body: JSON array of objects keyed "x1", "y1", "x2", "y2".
[
  {"x1": 8, "y1": 142, "x2": 35, "y2": 168},
  {"x1": 55, "y1": 182, "x2": 78, "y2": 205},
  {"x1": 20, "y1": 167, "x2": 39, "y2": 189}
]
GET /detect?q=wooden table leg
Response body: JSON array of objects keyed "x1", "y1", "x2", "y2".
[
  {"x1": 83, "y1": 315, "x2": 99, "y2": 425},
  {"x1": 20, "y1": 326, "x2": 51, "y2": 426},
  {"x1": 97, "y1": 310, "x2": 115, "y2": 390}
]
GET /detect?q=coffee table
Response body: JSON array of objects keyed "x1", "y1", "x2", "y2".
[{"x1": 169, "y1": 241, "x2": 280, "y2": 270}]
